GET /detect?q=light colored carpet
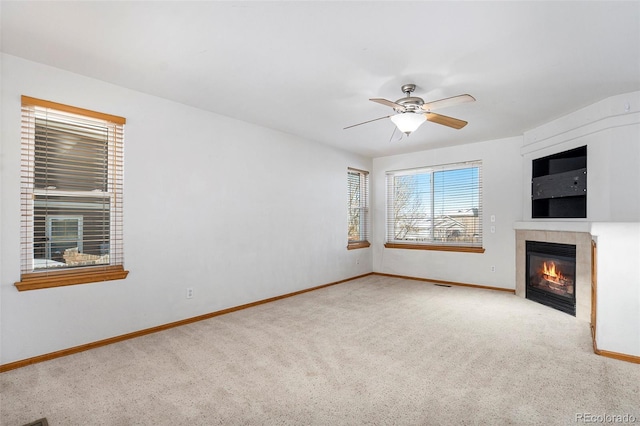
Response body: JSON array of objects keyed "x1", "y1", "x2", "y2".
[{"x1": 1, "y1": 275, "x2": 639, "y2": 425}]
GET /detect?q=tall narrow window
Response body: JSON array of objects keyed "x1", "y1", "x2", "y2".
[
  {"x1": 17, "y1": 96, "x2": 128, "y2": 291},
  {"x1": 348, "y1": 168, "x2": 370, "y2": 249},
  {"x1": 385, "y1": 161, "x2": 484, "y2": 252}
]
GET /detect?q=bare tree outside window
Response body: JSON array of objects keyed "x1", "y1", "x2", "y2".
[{"x1": 392, "y1": 174, "x2": 429, "y2": 240}]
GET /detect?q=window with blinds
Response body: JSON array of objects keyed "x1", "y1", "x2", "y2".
[
  {"x1": 385, "y1": 161, "x2": 483, "y2": 251},
  {"x1": 17, "y1": 96, "x2": 128, "y2": 291},
  {"x1": 348, "y1": 168, "x2": 370, "y2": 249}
]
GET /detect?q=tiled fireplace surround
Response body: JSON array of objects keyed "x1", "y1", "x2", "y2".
[{"x1": 515, "y1": 227, "x2": 592, "y2": 323}]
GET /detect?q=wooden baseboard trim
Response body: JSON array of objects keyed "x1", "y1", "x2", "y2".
[
  {"x1": 0, "y1": 272, "x2": 374, "y2": 373},
  {"x1": 593, "y1": 348, "x2": 640, "y2": 364},
  {"x1": 590, "y1": 324, "x2": 598, "y2": 354},
  {"x1": 372, "y1": 272, "x2": 516, "y2": 294},
  {"x1": 590, "y1": 323, "x2": 640, "y2": 364}
]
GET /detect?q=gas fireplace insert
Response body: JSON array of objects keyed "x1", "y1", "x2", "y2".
[{"x1": 526, "y1": 241, "x2": 576, "y2": 316}]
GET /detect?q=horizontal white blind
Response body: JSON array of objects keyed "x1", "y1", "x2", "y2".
[
  {"x1": 348, "y1": 168, "x2": 370, "y2": 244},
  {"x1": 20, "y1": 96, "x2": 125, "y2": 274},
  {"x1": 386, "y1": 161, "x2": 482, "y2": 247}
]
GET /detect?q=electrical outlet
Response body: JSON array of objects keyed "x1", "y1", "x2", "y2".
[
  {"x1": 491, "y1": 266, "x2": 496, "y2": 272},
  {"x1": 186, "y1": 288, "x2": 194, "y2": 299},
  {"x1": 490, "y1": 226, "x2": 496, "y2": 233}
]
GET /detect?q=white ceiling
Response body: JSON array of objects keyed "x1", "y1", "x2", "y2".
[{"x1": 2, "y1": 1, "x2": 639, "y2": 158}]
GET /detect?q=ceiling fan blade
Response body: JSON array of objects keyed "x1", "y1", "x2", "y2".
[
  {"x1": 344, "y1": 115, "x2": 392, "y2": 130},
  {"x1": 370, "y1": 98, "x2": 405, "y2": 110},
  {"x1": 422, "y1": 94, "x2": 475, "y2": 112},
  {"x1": 425, "y1": 112, "x2": 468, "y2": 129}
]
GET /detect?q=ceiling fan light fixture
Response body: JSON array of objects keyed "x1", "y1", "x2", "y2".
[{"x1": 390, "y1": 112, "x2": 426, "y2": 136}]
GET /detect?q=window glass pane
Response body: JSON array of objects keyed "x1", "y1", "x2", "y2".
[
  {"x1": 392, "y1": 173, "x2": 431, "y2": 241},
  {"x1": 348, "y1": 169, "x2": 369, "y2": 244},
  {"x1": 387, "y1": 162, "x2": 482, "y2": 247},
  {"x1": 348, "y1": 171, "x2": 361, "y2": 241},
  {"x1": 34, "y1": 195, "x2": 110, "y2": 268},
  {"x1": 47, "y1": 216, "x2": 82, "y2": 259},
  {"x1": 433, "y1": 167, "x2": 480, "y2": 244},
  {"x1": 34, "y1": 118, "x2": 108, "y2": 192}
]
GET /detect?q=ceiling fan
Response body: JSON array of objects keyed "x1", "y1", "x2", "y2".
[{"x1": 345, "y1": 84, "x2": 475, "y2": 136}]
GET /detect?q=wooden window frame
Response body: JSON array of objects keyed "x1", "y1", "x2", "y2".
[
  {"x1": 15, "y1": 96, "x2": 128, "y2": 291},
  {"x1": 383, "y1": 243, "x2": 485, "y2": 253}
]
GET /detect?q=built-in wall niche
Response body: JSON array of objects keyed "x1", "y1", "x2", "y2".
[{"x1": 532, "y1": 146, "x2": 587, "y2": 218}]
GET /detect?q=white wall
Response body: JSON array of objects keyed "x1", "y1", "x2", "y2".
[
  {"x1": 0, "y1": 54, "x2": 372, "y2": 364},
  {"x1": 591, "y1": 223, "x2": 640, "y2": 357},
  {"x1": 372, "y1": 136, "x2": 524, "y2": 289}
]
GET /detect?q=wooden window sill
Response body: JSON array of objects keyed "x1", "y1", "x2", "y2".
[
  {"x1": 348, "y1": 241, "x2": 371, "y2": 250},
  {"x1": 15, "y1": 265, "x2": 129, "y2": 291},
  {"x1": 384, "y1": 243, "x2": 485, "y2": 253}
]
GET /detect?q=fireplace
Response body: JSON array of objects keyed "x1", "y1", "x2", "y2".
[{"x1": 526, "y1": 241, "x2": 577, "y2": 316}]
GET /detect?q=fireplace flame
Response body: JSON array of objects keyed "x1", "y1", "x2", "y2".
[{"x1": 541, "y1": 261, "x2": 564, "y2": 284}]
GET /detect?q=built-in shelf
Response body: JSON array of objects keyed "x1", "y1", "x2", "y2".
[{"x1": 532, "y1": 146, "x2": 587, "y2": 218}]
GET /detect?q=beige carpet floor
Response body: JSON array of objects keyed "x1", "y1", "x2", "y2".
[{"x1": 1, "y1": 275, "x2": 639, "y2": 425}]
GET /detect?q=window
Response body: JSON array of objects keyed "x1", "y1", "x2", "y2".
[
  {"x1": 16, "y1": 96, "x2": 128, "y2": 291},
  {"x1": 46, "y1": 215, "x2": 84, "y2": 259},
  {"x1": 347, "y1": 168, "x2": 370, "y2": 249},
  {"x1": 385, "y1": 161, "x2": 484, "y2": 253}
]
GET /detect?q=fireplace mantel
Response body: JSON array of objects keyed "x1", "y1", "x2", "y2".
[{"x1": 514, "y1": 221, "x2": 592, "y2": 233}]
